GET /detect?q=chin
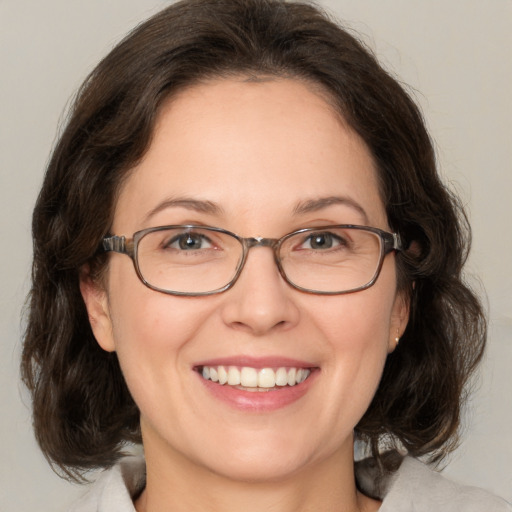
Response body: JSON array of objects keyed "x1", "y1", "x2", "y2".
[
  {"x1": 187, "y1": 427, "x2": 342, "y2": 484},
  {"x1": 200, "y1": 450, "x2": 312, "y2": 484}
]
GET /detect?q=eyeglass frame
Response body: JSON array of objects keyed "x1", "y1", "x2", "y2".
[{"x1": 101, "y1": 224, "x2": 403, "y2": 296}]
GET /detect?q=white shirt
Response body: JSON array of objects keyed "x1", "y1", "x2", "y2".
[{"x1": 68, "y1": 455, "x2": 511, "y2": 511}]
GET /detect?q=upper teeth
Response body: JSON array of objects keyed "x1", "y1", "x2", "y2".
[{"x1": 201, "y1": 366, "x2": 311, "y2": 388}]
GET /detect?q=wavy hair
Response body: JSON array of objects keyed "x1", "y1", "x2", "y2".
[{"x1": 21, "y1": 0, "x2": 486, "y2": 480}]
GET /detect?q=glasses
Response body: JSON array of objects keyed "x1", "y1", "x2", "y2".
[{"x1": 102, "y1": 224, "x2": 402, "y2": 296}]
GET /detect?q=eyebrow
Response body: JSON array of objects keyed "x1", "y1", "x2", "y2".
[
  {"x1": 143, "y1": 197, "x2": 224, "y2": 223},
  {"x1": 293, "y1": 196, "x2": 369, "y2": 224},
  {"x1": 143, "y1": 195, "x2": 368, "y2": 224}
]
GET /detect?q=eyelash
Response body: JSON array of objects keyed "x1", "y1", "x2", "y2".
[
  {"x1": 297, "y1": 232, "x2": 348, "y2": 251},
  {"x1": 163, "y1": 232, "x2": 215, "y2": 251}
]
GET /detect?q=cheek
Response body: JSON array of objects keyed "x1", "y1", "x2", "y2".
[
  {"x1": 315, "y1": 294, "x2": 392, "y2": 385},
  {"x1": 107, "y1": 257, "x2": 203, "y2": 347},
  {"x1": 109, "y1": 291, "x2": 205, "y2": 367},
  {"x1": 308, "y1": 279, "x2": 396, "y2": 354},
  {"x1": 306, "y1": 272, "x2": 398, "y2": 410},
  {"x1": 104, "y1": 266, "x2": 214, "y2": 407}
]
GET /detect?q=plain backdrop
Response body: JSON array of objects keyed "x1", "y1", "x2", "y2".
[{"x1": 1, "y1": 1, "x2": 511, "y2": 510}]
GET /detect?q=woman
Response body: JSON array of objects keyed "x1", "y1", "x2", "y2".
[{"x1": 21, "y1": 0, "x2": 511, "y2": 510}]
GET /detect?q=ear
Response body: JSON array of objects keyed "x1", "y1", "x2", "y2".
[
  {"x1": 388, "y1": 290, "x2": 410, "y2": 353},
  {"x1": 79, "y1": 266, "x2": 116, "y2": 352}
]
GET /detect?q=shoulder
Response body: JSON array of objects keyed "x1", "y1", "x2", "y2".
[
  {"x1": 356, "y1": 455, "x2": 512, "y2": 512},
  {"x1": 68, "y1": 456, "x2": 145, "y2": 512}
]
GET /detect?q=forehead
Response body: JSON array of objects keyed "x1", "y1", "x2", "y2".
[{"x1": 113, "y1": 78, "x2": 386, "y2": 233}]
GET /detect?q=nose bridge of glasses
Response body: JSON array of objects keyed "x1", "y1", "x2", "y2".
[
  {"x1": 244, "y1": 236, "x2": 279, "y2": 250},
  {"x1": 240, "y1": 237, "x2": 282, "y2": 271},
  {"x1": 234, "y1": 237, "x2": 284, "y2": 288}
]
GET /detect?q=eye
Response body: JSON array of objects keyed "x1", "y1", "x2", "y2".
[
  {"x1": 165, "y1": 232, "x2": 214, "y2": 251},
  {"x1": 300, "y1": 231, "x2": 345, "y2": 250}
]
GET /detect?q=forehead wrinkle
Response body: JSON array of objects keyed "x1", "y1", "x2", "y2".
[{"x1": 293, "y1": 196, "x2": 369, "y2": 224}]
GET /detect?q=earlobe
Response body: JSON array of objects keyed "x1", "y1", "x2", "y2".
[
  {"x1": 388, "y1": 291, "x2": 410, "y2": 353},
  {"x1": 79, "y1": 267, "x2": 116, "y2": 352}
]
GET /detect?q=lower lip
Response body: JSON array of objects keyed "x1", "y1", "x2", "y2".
[{"x1": 197, "y1": 371, "x2": 317, "y2": 412}]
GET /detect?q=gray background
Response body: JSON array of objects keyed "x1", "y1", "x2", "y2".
[{"x1": 1, "y1": 1, "x2": 511, "y2": 510}]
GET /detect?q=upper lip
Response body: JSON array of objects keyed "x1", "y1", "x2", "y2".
[{"x1": 194, "y1": 355, "x2": 317, "y2": 370}]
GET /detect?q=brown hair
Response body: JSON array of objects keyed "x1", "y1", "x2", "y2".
[{"x1": 22, "y1": 0, "x2": 486, "y2": 480}]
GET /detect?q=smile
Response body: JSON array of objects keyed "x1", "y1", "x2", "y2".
[{"x1": 200, "y1": 365, "x2": 312, "y2": 391}]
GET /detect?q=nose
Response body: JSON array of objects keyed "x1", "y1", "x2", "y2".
[{"x1": 219, "y1": 246, "x2": 300, "y2": 336}]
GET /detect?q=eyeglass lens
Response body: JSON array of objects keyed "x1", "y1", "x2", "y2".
[{"x1": 135, "y1": 226, "x2": 384, "y2": 295}]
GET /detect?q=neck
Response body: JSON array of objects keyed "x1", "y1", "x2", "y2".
[{"x1": 135, "y1": 435, "x2": 379, "y2": 512}]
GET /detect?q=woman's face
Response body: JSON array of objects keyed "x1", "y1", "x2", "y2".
[{"x1": 83, "y1": 78, "x2": 408, "y2": 482}]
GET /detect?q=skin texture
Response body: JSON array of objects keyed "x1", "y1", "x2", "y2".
[{"x1": 81, "y1": 78, "x2": 408, "y2": 512}]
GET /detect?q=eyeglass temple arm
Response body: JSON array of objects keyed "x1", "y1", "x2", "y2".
[
  {"x1": 102, "y1": 235, "x2": 135, "y2": 258},
  {"x1": 387, "y1": 232, "x2": 403, "y2": 252}
]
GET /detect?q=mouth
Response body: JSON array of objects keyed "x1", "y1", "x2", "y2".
[
  {"x1": 194, "y1": 356, "x2": 319, "y2": 411},
  {"x1": 197, "y1": 365, "x2": 312, "y2": 392}
]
